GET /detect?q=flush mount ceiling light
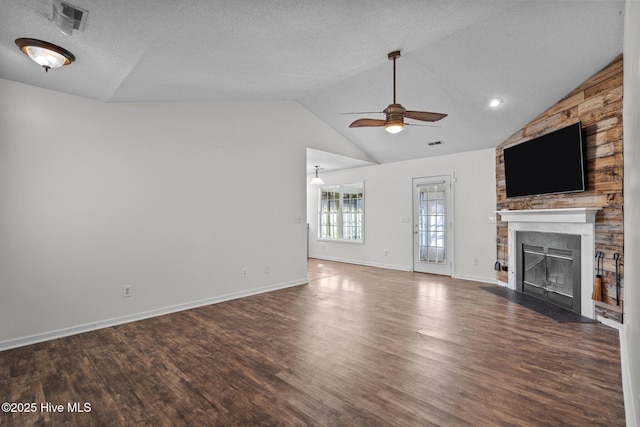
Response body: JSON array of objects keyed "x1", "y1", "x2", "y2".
[
  {"x1": 15, "y1": 38, "x2": 75, "y2": 72},
  {"x1": 310, "y1": 166, "x2": 325, "y2": 185},
  {"x1": 489, "y1": 97, "x2": 503, "y2": 108}
]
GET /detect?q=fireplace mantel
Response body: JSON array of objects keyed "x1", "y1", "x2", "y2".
[{"x1": 497, "y1": 208, "x2": 600, "y2": 224}]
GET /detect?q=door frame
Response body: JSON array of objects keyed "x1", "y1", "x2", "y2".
[{"x1": 412, "y1": 174, "x2": 455, "y2": 276}]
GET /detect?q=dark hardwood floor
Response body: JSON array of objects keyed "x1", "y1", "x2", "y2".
[{"x1": 1, "y1": 259, "x2": 625, "y2": 426}]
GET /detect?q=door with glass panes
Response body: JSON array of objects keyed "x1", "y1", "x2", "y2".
[{"x1": 412, "y1": 176, "x2": 453, "y2": 276}]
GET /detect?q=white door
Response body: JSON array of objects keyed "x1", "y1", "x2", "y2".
[{"x1": 413, "y1": 175, "x2": 453, "y2": 276}]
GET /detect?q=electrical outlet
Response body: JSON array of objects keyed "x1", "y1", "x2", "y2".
[
  {"x1": 384, "y1": 249, "x2": 389, "y2": 256},
  {"x1": 122, "y1": 285, "x2": 132, "y2": 298},
  {"x1": 264, "y1": 265, "x2": 271, "y2": 274},
  {"x1": 472, "y1": 258, "x2": 479, "y2": 266},
  {"x1": 241, "y1": 267, "x2": 248, "y2": 277}
]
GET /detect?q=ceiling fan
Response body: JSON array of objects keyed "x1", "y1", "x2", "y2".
[{"x1": 348, "y1": 50, "x2": 447, "y2": 134}]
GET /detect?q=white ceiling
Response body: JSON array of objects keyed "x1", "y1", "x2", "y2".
[{"x1": 0, "y1": 0, "x2": 624, "y2": 172}]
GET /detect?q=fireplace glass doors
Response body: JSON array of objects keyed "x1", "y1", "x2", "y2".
[{"x1": 516, "y1": 232, "x2": 581, "y2": 313}]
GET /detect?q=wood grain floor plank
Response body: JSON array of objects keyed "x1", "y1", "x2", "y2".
[{"x1": 0, "y1": 259, "x2": 625, "y2": 426}]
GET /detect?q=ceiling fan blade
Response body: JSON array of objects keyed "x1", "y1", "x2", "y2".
[
  {"x1": 349, "y1": 118, "x2": 386, "y2": 128},
  {"x1": 405, "y1": 123, "x2": 441, "y2": 128},
  {"x1": 404, "y1": 111, "x2": 448, "y2": 122},
  {"x1": 341, "y1": 111, "x2": 383, "y2": 115}
]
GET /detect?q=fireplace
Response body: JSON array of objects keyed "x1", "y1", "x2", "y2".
[
  {"x1": 516, "y1": 231, "x2": 581, "y2": 313},
  {"x1": 497, "y1": 208, "x2": 600, "y2": 319}
]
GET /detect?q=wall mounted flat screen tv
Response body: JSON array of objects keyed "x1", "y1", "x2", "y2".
[{"x1": 503, "y1": 122, "x2": 586, "y2": 198}]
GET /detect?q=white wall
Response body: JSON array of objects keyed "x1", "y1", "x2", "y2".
[
  {"x1": 307, "y1": 148, "x2": 497, "y2": 282},
  {"x1": 623, "y1": 1, "x2": 640, "y2": 424},
  {"x1": 0, "y1": 79, "x2": 358, "y2": 349}
]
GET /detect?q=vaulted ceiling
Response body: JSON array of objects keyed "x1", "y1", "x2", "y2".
[{"x1": 0, "y1": 1, "x2": 624, "y2": 171}]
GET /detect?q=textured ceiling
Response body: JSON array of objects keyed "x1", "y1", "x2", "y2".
[{"x1": 0, "y1": 0, "x2": 625, "y2": 170}]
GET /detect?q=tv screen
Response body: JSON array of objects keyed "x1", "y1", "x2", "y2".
[{"x1": 503, "y1": 122, "x2": 585, "y2": 198}]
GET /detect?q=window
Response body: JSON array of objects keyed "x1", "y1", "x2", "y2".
[{"x1": 318, "y1": 183, "x2": 364, "y2": 242}]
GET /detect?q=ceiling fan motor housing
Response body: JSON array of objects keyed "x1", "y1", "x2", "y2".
[{"x1": 384, "y1": 103, "x2": 405, "y2": 126}]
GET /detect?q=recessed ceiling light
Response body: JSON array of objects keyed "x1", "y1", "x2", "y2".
[{"x1": 489, "y1": 97, "x2": 503, "y2": 108}]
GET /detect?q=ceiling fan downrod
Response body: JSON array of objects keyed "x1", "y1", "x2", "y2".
[{"x1": 388, "y1": 50, "x2": 401, "y2": 104}]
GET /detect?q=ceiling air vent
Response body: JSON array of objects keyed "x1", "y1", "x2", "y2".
[
  {"x1": 427, "y1": 141, "x2": 443, "y2": 146},
  {"x1": 52, "y1": 1, "x2": 88, "y2": 35}
]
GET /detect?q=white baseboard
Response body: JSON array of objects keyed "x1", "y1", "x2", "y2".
[
  {"x1": 0, "y1": 278, "x2": 308, "y2": 352},
  {"x1": 496, "y1": 279, "x2": 515, "y2": 290},
  {"x1": 310, "y1": 256, "x2": 500, "y2": 284},
  {"x1": 308, "y1": 255, "x2": 411, "y2": 272},
  {"x1": 597, "y1": 315, "x2": 622, "y2": 330},
  {"x1": 452, "y1": 273, "x2": 499, "y2": 285}
]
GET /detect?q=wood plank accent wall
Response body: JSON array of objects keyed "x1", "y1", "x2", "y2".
[{"x1": 495, "y1": 54, "x2": 624, "y2": 323}]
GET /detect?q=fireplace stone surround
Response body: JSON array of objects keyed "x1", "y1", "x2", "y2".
[{"x1": 497, "y1": 208, "x2": 600, "y2": 319}]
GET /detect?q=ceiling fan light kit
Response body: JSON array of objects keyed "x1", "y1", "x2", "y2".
[
  {"x1": 348, "y1": 50, "x2": 447, "y2": 133},
  {"x1": 385, "y1": 122, "x2": 404, "y2": 134},
  {"x1": 15, "y1": 38, "x2": 75, "y2": 72}
]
